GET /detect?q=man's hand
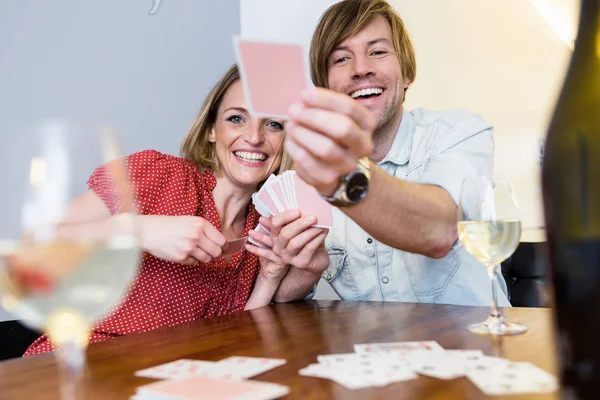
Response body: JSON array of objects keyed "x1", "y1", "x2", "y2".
[{"x1": 285, "y1": 88, "x2": 377, "y2": 196}]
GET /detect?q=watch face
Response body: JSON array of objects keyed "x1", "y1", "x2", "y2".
[{"x1": 346, "y1": 173, "x2": 369, "y2": 202}]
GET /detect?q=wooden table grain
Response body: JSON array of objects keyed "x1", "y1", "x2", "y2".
[{"x1": 0, "y1": 301, "x2": 559, "y2": 399}]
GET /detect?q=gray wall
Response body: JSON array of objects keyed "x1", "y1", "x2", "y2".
[{"x1": 0, "y1": 0, "x2": 240, "y2": 321}]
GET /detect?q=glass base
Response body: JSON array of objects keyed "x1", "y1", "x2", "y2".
[{"x1": 467, "y1": 315, "x2": 528, "y2": 336}]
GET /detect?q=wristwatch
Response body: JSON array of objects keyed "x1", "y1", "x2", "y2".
[{"x1": 321, "y1": 157, "x2": 371, "y2": 206}]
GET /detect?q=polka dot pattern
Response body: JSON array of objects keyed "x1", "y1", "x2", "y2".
[{"x1": 23, "y1": 150, "x2": 260, "y2": 356}]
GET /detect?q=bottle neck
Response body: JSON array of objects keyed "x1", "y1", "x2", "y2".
[{"x1": 573, "y1": 0, "x2": 600, "y2": 63}]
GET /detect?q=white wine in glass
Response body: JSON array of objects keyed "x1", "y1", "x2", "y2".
[
  {"x1": 0, "y1": 120, "x2": 141, "y2": 399},
  {"x1": 457, "y1": 175, "x2": 527, "y2": 335}
]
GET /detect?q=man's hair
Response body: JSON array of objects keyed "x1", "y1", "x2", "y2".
[{"x1": 309, "y1": 0, "x2": 416, "y2": 90}]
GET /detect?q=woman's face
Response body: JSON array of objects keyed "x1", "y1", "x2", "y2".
[{"x1": 210, "y1": 80, "x2": 285, "y2": 189}]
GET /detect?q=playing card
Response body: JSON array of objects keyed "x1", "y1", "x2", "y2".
[
  {"x1": 135, "y1": 359, "x2": 235, "y2": 381},
  {"x1": 251, "y1": 171, "x2": 334, "y2": 228},
  {"x1": 292, "y1": 173, "x2": 335, "y2": 228},
  {"x1": 252, "y1": 193, "x2": 273, "y2": 218},
  {"x1": 466, "y1": 361, "x2": 558, "y2": 395},
  {"x1": 405, "y1": 351, "x2": 468, "y2": 380},
  {"x1": 134, "y1": 375, "x2": 290, "y2": 400},
  {"x1": 354, "y1": 340, "x2": 445, "y2": 354},
  {"x1": 263, "y1": 179, "x2": 285, "y2": 212},
  {"x1": 316, "y1": 352, "x2": 383, "y2": 367},
  {"x1": 233, "y1": 36, "x2": 312, "y2": 119},
  {"x1": 301, "y1": 354, "x2": 416, "y2": 390},
  {"x1": 463, "y1": 355, "x2": 513, "y2": 373},
  {"x1": 216, "y1": 356, "x2": 287, "y2": 379},
  {"x1": 248, "y1": 224, "x2": 271, "y2": 249},
  {"x1": 223, "y1": 237, "x2": 248, "y2": 262}
]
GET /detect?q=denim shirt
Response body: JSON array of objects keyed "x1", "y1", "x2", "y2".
[{"x1": 319, "y1": 108, "x2": 510, "y2": 307}]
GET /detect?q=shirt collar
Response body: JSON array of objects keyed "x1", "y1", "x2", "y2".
[{"x1": 378, "y1": 108, "x2": 415, "y2": 167}]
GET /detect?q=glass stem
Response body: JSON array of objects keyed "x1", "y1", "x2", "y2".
[
  {"x1": 488, "y1": 264, "x2": 502, "y2": 319},
  {"x1": 55, "y1": 340, "x2": 86, "y2": 400}
]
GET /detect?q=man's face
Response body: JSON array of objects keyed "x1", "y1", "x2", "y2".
[{"x1": 327, "y1": 15, "x2": 408, "y2": 132}]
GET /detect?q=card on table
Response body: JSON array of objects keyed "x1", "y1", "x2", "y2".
[
  {"x1": 133, "y1": 375, "x2": 290, "y2": 400},
  {"x1": 135, "y1": 356, "x2": 287, "y2": 383},
  {"x1": 135, "y1": 359, "x2": 234, "y2": 381},
  {"x1": 466, "y1": 361, "x2": 558, "y2": 395},
  {"x1": 354, "y1": 340, "x2": 445, "y2": 354},
  {"x1": 233, "y1": 36, "x2": 313, "y2": 119},
  {"x1": 300, "y1": 344, "x2": 559, "y2": 394},
  {"x1": 300, "y1": 357, "x2": 416, "y2": 390},
  {"x1": 251, "y1": 171, "x2": 334, "y2": 230},
  {"x1": 216, "y1": 356, "x2": 287, "y2": 379}
]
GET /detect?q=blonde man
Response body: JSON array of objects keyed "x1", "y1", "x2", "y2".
[{"x1": 270, "y1": 0, "x2": 510, "y2": 307}]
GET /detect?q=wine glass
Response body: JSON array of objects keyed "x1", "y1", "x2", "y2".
[
  {"x1": 0, "y1": 120, "x2": 141, "y2": 399},
  {"x1": 457, "y1": 175, "x2": 527, "y2": 335}
]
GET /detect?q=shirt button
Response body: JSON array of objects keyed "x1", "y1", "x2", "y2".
[
  {"x1": 325, "y1": 273, "x2": 332, "y2": 281},
  {"x1": 382, "y1": 277, "x2": 389, "y2": 284},
  {"x1": 367, "y1": 238, "x2": 373, "y2": 244}
]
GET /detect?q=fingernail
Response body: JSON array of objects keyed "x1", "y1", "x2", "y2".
[
  {"x1": 306, "y1": 215, "x2": 317, "y2": 224},
  {"x1": 288, "y1": 103, "x2": 302, "y2": 117},
  {"x1": 291, "y1": 209, "x2": 301, "y2": 218}
]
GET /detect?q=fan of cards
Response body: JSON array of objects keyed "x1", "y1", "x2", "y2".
[
  {"x1": 251, "y1": 171, "x2": 335, "y2": 230},
  {"x1": 300, "y1": 341, "x2": 559, "y2": 396},
  {"x1": 132, "y1": 356, "x2": 289, "y2": 400}
]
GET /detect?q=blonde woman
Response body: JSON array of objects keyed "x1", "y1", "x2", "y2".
[{"x1": 24, "y1": 64, "x2": 328, "y2": 356}]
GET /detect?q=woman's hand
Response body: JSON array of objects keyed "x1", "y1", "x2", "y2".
[
  {"x1": 244, "y1": 233, "x2": 290, "y2": 310},
  {"x1": 264, "y1": 210, "x2": 329, "y2": 276},
  {"x1": 138, "y1": 215, "x2": 227, "y2": 265},
  {"x1": 244, "y1": 229, "x2": 290, "y2": 284}
]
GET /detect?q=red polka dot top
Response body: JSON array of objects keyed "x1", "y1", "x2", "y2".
[{"x1": 24, "y1": 150, "x2": 261, "y2": 356}]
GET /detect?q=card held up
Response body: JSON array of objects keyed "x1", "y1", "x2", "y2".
[{"x1": 233, "y1": 36, "x2": 312, "y2": 119}]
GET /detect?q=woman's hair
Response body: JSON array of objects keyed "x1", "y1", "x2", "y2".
[{"x1": 180, "y1": 64, "x2": 292, "y2": 177}]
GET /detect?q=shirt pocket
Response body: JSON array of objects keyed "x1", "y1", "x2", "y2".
[
  {"x1": 323, "y1": 247, "x2": 347, "y2": 282},
  {"x1": 323, "y1": 246, "x2": 362, "y2": 300},
  {"x1": 403, "y1": 248, "x2": 461, "y2": 297}
]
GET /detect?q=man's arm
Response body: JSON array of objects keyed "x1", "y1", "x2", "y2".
[
  {"x1": 273, "y1": 266, "x2": 321, "y2": 302},
  {"x1": 339, "y1": 166, "x2": 457, "y2": 258},
  {"x1": 285, "y1": 88, "x2": 493, "y2": 259}
]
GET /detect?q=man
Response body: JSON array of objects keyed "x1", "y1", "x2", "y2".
[{"x1": 271, "y1": 0, "x2": 509, "y2": 306}]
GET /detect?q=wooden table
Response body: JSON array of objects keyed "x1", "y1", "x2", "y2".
[{"x1": 0, "y1": 301, "x2": 558, "y2": 399}]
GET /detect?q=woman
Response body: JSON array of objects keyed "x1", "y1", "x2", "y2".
[{"x1": 23, "y1": 64, "x2": 328, "y2": 356}]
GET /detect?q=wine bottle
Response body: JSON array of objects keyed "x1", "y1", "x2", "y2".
[{"x1": 541, "y1": 0, "x2": 600, "y2": 398}]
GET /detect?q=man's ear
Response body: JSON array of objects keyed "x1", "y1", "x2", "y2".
[
  {"x1": 403, "y1": 75, "x2": 414, "y2": 90},
  {"x1": 209, "y1": 127, "x2": 216, "y2": 143}
]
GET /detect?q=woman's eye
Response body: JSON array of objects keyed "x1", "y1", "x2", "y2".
[
  {"x1": 372, "y1": 50, "x2": 388, "y2": 56},
  {"x1": 227, "y1": 115, "x2": 244, "y2": 124},
  {"x1": 267, "y1": 121, "x2": 284, "y2": 131}
]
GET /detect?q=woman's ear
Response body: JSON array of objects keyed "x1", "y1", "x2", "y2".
[{"x1": 209, "y1": 127, "x2": 216, "y2": 143}]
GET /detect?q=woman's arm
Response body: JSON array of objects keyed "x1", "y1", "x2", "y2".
[{"x1": 244, "y1": 263, "x2": 289, "y2": 310}]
